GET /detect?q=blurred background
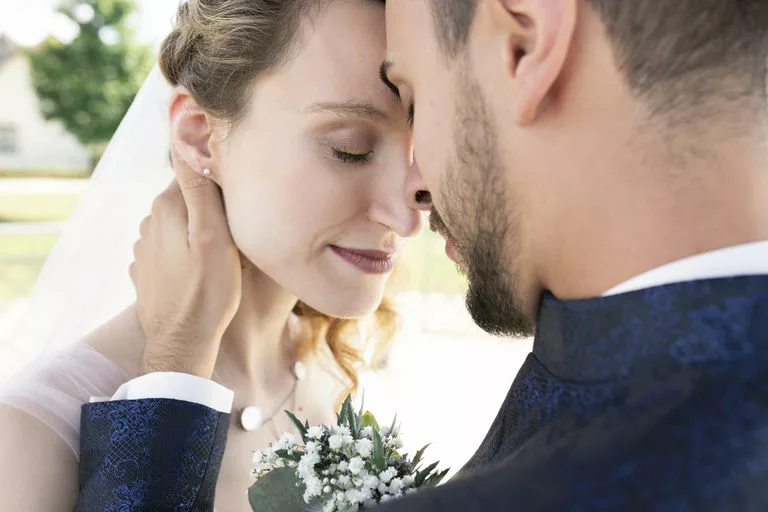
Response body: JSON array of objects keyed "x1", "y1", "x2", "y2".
[{"x1": 0, "y1": 0, "x2": 531, "y2": 472}]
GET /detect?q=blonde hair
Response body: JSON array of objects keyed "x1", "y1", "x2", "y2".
[{"x1": 159, "y1": 0, "x2": 394, "y2": 396}]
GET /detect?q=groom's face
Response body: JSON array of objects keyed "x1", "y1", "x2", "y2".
[{"x1": 384, "y1": 0, "x2": 535, "y2": 337}]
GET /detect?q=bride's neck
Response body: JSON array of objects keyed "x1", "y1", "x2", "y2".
[{"x1": 214, "y1": 260, "x2": 298, "y2": 393}]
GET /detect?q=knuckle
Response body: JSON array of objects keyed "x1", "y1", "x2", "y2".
[
  {"x1": 180, "y1": 176, "x2": 210, "y2": 192},
  {"x1": 189, "y1": 228, "x2": 218, "y2": 247}
]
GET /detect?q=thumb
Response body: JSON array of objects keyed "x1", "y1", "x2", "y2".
[{"x1": 171, "y1": 148, "x2": 230, "y2": 244}]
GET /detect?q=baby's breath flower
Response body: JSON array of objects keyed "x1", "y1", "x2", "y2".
[
  {"x1": 348, "y1": 456, "x2": 365, "y2": 475},
  {"x1": 329, "y1": 434, "x2": 343, "y2": 450},
  {"x1": 355, "y1": 438, "x2": 373, "y2": 458}
]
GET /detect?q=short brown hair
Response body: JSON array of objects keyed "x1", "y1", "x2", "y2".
[{"x1": 431, "y1": 0, "x2": 768, "y2": 121}]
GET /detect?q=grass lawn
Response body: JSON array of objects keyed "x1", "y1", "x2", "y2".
[
  {"x1": 0, "y1": 234, "x2": 58, "y2": 300},
  {"x1": 0, "y1": 194, "x2": 80, "y2": 223}
]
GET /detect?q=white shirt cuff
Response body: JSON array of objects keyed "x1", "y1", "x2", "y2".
[{"x1": 91, "y1": 372, "x2": 234, "y2": 414}]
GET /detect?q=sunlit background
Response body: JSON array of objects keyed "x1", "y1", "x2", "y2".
[{"x1": 0, "y1": 0, "x2": 530, "y2": 472}]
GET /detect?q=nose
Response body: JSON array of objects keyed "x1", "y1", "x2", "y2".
[
  {"x1": 405, "y1": 159, "x2": 432, "y2": 213},
  {"x1": 370, "y1": 158, "x2": 428, "y2": 239}
]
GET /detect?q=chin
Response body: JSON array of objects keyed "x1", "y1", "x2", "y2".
[{"x1": 300, "y1": 286, "x2": 385, "y2": 319}]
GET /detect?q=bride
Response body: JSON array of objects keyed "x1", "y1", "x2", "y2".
[{"x1": 0, "y1": 0, "x2": 428, "y2": 509}]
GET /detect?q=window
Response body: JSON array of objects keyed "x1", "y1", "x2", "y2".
[{"x1": 0, "y1": 125, "x2": 16, "y2": 153}]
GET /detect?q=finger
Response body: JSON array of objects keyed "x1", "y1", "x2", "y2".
[
  {"x1": 151, "y1": 186, "x2": 190, "y2": 251},
  {"x1": 170, "y1": 147, "x2": 230, "y2": 244},
  {"x1": 139, "y1": 216, "x2": 151, "y2": 239}
]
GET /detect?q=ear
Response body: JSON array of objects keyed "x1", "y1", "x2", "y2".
[
  {"x1": 491, "y1": 0, "x2": 577, "y2": 124},
  {"x1": 168, "y1": 87, "x2": 218, "y2": 180}
]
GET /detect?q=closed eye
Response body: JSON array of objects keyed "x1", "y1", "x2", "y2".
[{"x1": 332, "y1": 149, "x2": 372, "y2": 165}]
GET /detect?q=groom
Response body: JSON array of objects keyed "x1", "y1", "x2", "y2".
[{"x1": 77, "y1": 0, "x2": 768, "y2": 510}]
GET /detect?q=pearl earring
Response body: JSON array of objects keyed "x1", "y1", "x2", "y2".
[{"x1": 202, "y1": 168, "x2": 212, "y2": 177}]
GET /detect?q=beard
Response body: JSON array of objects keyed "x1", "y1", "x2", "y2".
[{"x1": 429, "y1": 66, "x2": 534, "y2": 338}]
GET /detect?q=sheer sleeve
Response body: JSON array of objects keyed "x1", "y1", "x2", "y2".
[{"x1": 0, "y1": 343, "x2": 128, "y2": 458}]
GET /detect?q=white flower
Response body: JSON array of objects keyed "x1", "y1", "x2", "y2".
[
  {"x1": 379, "y1": 425, "x2": 391, "y2": 437},
  {"x1": 355, "y1": 438, "x2": 373, "y2": 458},
  {"x1": 342, "y1": 435, "x2": 354, "y2": 446},
  {"x1": 305, "y1": 441, "x2": 318, "y2": 454},
  {"x1": 323, "y1": 500, "x2": 337, "y2": 512},
  {"x1": 303, "y1": 476, "x2": 324, "y2": 503},
  {"x1": 297, "y1": 452, "x2": 321, "y2": 481},
  {"x1": 389, "y1": 477, "x2": 404, "y2": 493},
  {"x1": 344, "y1": 488, "x2": 372, "y2": 505},
  {"x1": 381, "y1": 493, "x2": 393, "y2": 502},
  {"x1": 361, "y1": 426, "x2": 373, "y2": 438},
  {"x1": 337, "y1": 460, "x2": 349, "y2": 472},
  {"x1": 362, "y1": 474, "x2": 379, "y2": 489},
  {"x1": 332, "y1": 425, "x2": 351, "y2": 436},
  {"x1": 348, "y1": 457, "x2": 366, "y2": 475},
  {"x1": 338, "y1": 474, "x2": 352, "y2": 488},
  {"x1": 273, "y1": 433, "x2": 297, "y2": 452},
  {"x1": 402, "y1": 475, "x2": 415, "y2": 488},
  {"x1": 329, "y1": 435, "x2": 344, "y2": 450},
  {"x1": 392, "y1": 437, "x2": 404, "y2": 449},
  {"x1": 379, "y1": 467, "x2": 397, "y2": 484},
  {"x1": 307, "y1": 426, "x2": 325, "y2": 439}
]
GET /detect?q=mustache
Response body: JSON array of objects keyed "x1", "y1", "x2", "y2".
[{"x1": 428, "y1": 207, "x2": 450, "y2": 238}]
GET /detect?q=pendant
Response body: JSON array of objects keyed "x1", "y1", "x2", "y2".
[
  {"x1": 240, "y1": 405, "x2": 263, "y2": 431},
  {"x1": 293, "y1": 361, "x2": 306, "y2": 381}
]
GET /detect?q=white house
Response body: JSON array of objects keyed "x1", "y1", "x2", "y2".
[{"x1": 0, "y1": 35, "x2": 90, "y2": 174}]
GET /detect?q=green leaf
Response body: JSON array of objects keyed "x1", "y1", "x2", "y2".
[
  {"x1": 388, "y1": 413, "x2": 398, "y2": 436},
  {"x1": 415, "y1": 461, "x2": 439, "y2": 487},
  {"x1": 372, "y1": 427, "x2": 386, "y2": 473},
  {"x1": 410, "y1": 444, "x2": 431, "y2": 470},
  {"x1": 423, "y1": 468, "x2": 450, "y2": 488},
  {"x1": 284, "y1": 410, "x2": 308, "y2": 444},
  {"x1": 361, "y1": 412, "x2": 380, "y2": 431},
  {"x1": 248, "y1": 467, "x2": 306, "y2": 511}
]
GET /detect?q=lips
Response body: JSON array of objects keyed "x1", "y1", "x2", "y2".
[
  {"x1": 330, "y1": 246, "x2": 395, "y2": 275},
  {"x1": 444, "y1": 238, "x2": 459, "y2": 263}
]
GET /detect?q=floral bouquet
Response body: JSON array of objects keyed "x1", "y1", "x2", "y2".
[{"x1": 249, "y1": 395, "x2": 448, "y2": 511}]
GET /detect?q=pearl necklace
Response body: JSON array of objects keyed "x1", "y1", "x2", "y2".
[{"x1": 237, "y1": 360, "x2": 307, "y2": 432}]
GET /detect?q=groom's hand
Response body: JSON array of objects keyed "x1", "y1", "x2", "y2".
[{"x1": 130, "y1": 152, "x2": 242, "y2": 379}]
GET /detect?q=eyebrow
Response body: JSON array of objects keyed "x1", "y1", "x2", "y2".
[
  {"x1": 379, "y1": 61, "x2": 401, "y2": 98},
  {"x1": 306, "y1": 101, "x2": 390, "y2": 123}
]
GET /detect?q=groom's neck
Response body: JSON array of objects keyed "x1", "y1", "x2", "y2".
[{"x1": 536, "y1": 120, "x2": 768, "y2": 301}]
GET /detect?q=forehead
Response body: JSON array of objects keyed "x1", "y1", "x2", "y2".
[
  {"x1": 269, "y1": 1, "x2": 395, "y2": 106},
  {"x1": 384, "y1": 0, "x2": 433, "y2": 58}
]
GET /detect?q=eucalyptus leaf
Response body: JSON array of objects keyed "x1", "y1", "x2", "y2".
[{"x1": 248, "y1": 467, "x2": 306, "y2": 511}]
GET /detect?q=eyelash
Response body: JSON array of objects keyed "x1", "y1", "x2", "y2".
[{"x1": 332, "y1": 149, "x2": 373, "y2": 165}]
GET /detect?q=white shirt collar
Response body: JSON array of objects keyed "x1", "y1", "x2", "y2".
[{"x1": 602, "y1": 241, "x2": 768, "y2": 296}]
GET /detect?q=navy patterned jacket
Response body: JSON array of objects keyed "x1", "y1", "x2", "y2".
[{"x1": 76, "y1": 276, "x2": 768, "y2": 511}]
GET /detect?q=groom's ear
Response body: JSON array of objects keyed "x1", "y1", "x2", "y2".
[
  {"x1": 490, "y1": 0, "x2": 577, "y2": 125},
  {"x1": 169, "y1": 87, "x2": 218, "y2": 178}
]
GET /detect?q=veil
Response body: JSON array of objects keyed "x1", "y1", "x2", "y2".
[{"x1": 4, "y1": 66, "x2": 174, "y2": 375}]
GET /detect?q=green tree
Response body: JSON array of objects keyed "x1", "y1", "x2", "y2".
[{"x1": 28, "y1": 0, "x2": 152, "y2": 168}]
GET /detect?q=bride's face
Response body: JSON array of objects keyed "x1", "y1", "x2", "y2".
[{"x1": 211, "y1": 1, "x2": 422, "y2": 317}]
